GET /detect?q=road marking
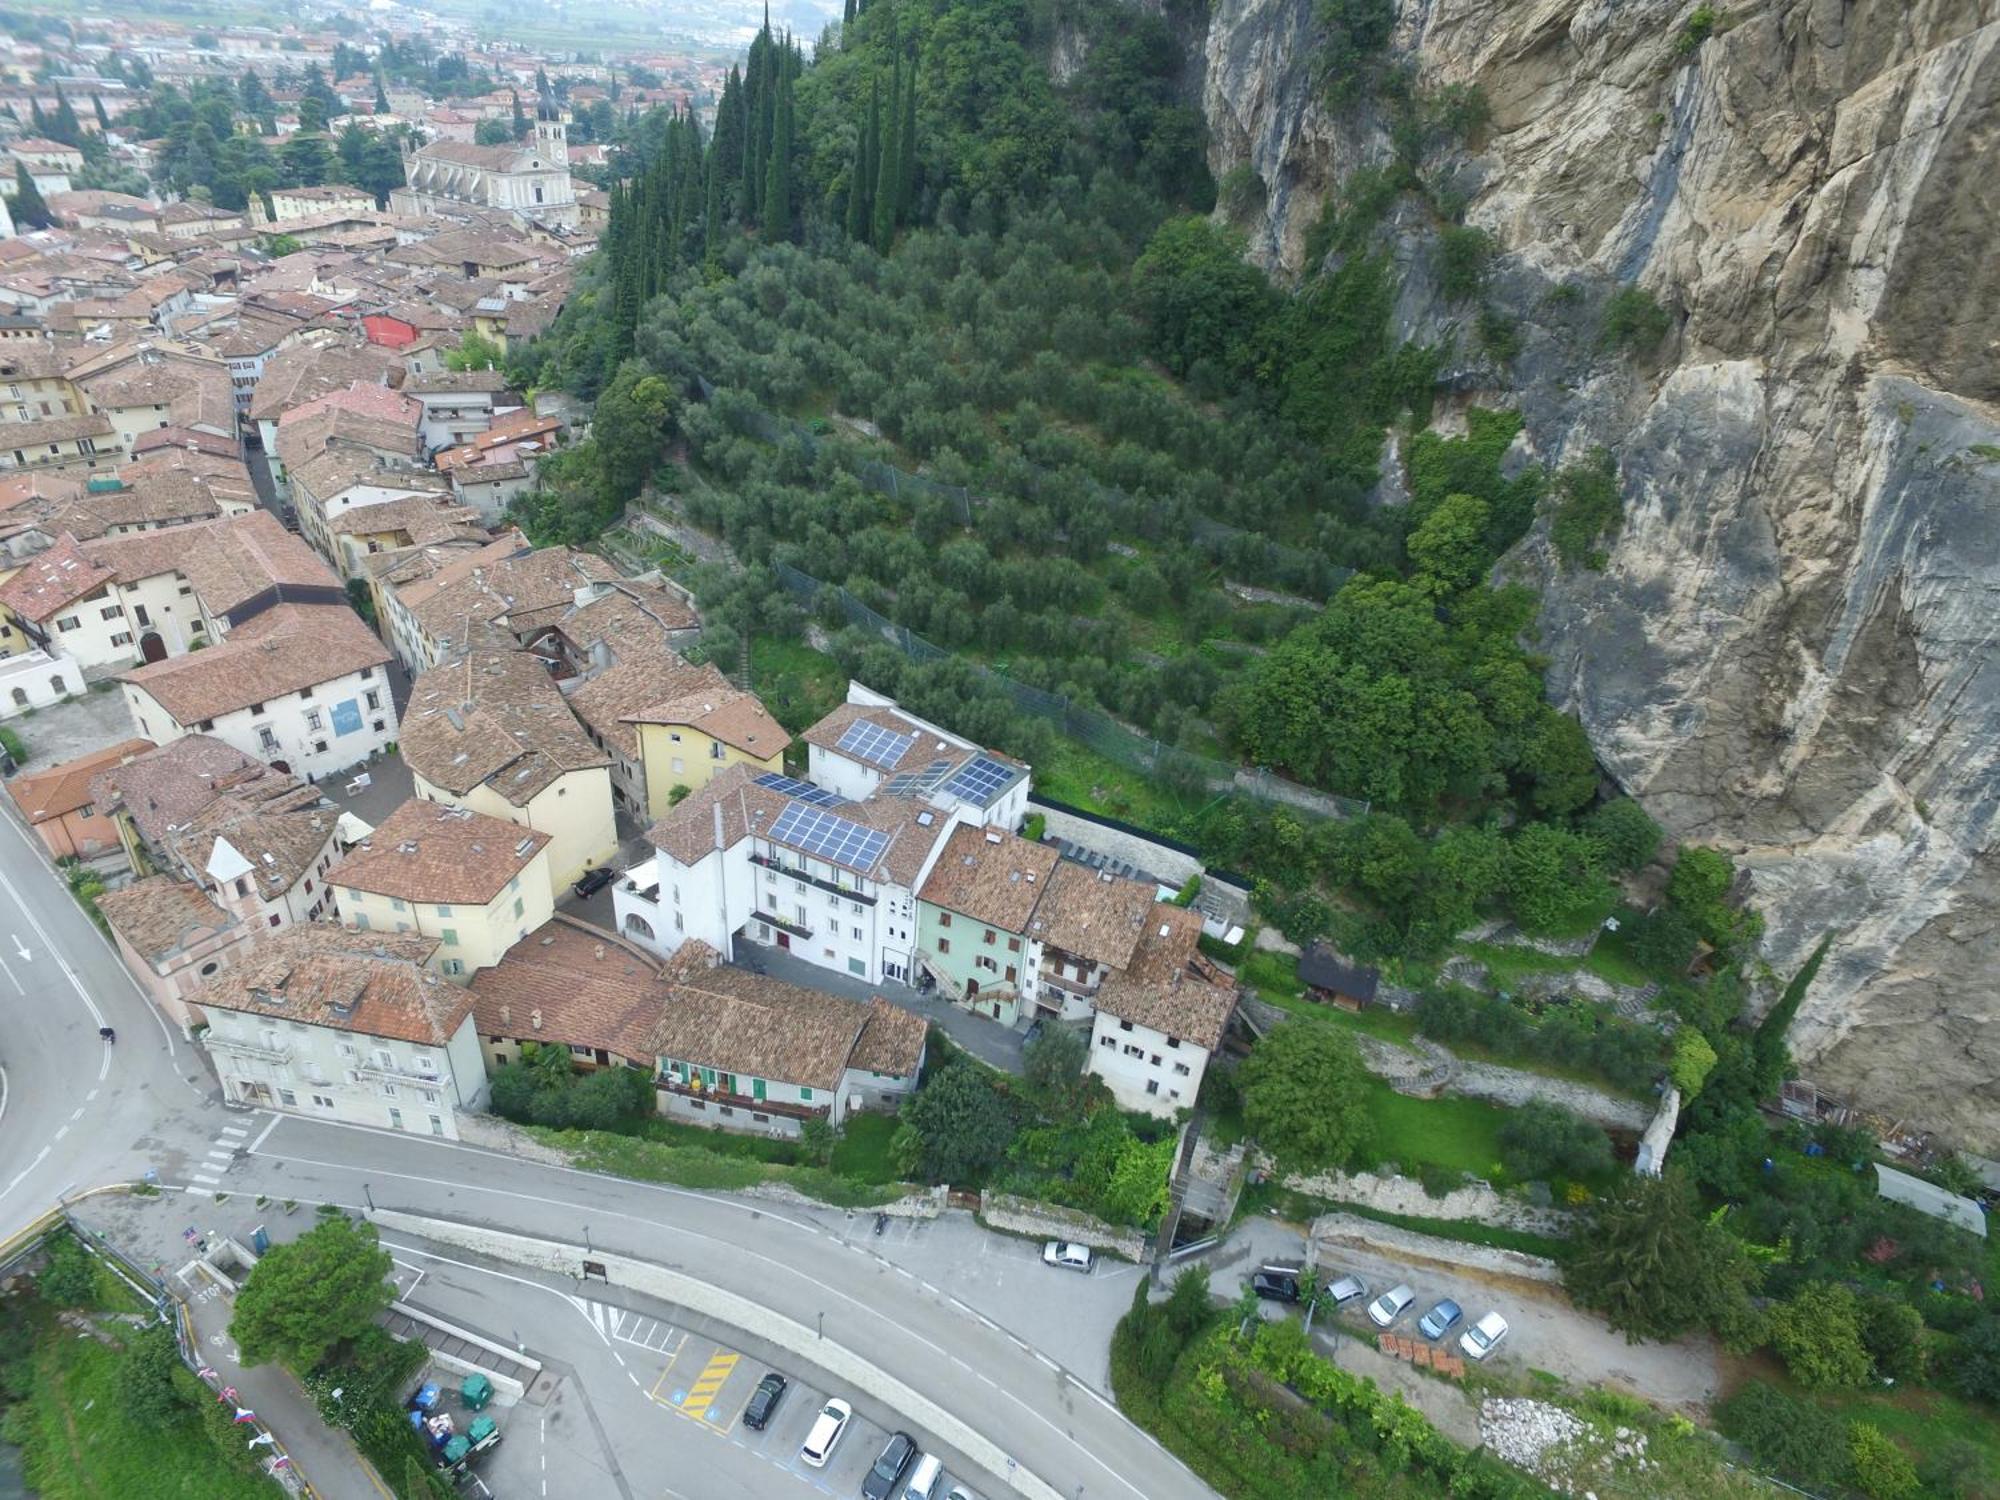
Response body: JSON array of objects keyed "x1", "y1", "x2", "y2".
[
  {"x1": 248, "y1": 1114, "x2": 282, "y2": 1151},
  {"x1": 0, "y1": 855, "x2": 104, "y2": 1027},
  {"x1": 219, "y1": 1125, "x2": 249, "y2": 1139},
  {"x1": 53, "y1": 1125, "x2": 67, "y2": 1141},
  {"x1": 677, "y1": 1350, "x2": 738, "y2": 1418},
  {"x1": 85, "y1": 1088, "x2": 96, "y2": 1102},
  {"x1": 191, "y1": 1173, "x2": 221, "y2": 1186},
  {"x1": 10, "y1": 934, "x2": 28, "y2": 960},
  {"x1": 69, "y1": 1106, "x2": 83, "y2": 1122},
  {"x1": 647, "y1": 1333, "x2": 690, "y2": 1403},
  {"x1": 0, "y1": 955, "x2": 21, "y2": 995}
]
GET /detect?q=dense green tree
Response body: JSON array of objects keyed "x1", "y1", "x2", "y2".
[
  {"x1": 282, "y1": 132, "x2": 334, "y2": 187},
  {"x1": 1022, "y1": 1023, "x2": 1093, "y2": 1118},
  {"x1": 763, "y1": 68, "x2": 793, "y2": 241},
  {"x1": 1505, "y1": 822, "x2": 1608, "y2": 933},
  {"x1": 1847, "y1": 1423, "x2": 1920, "y2": 1500},
  {"x1": 893, "y1": 1062, "x2": 1015, "y2": 1182},
  {"x1": 1565, "y1": 1171, "x2": 1761, "y2": 1344},
  {"x1": 123, "y1": 1322, "x2": 187, "y2": 1428},
  {"x1": 474, "y1": 117, "x2": 513, "y2": 146},
  {"x1": 594, "y1": 361, "x2": 677, "y2": 506},
  {"x1": 1404, "y1": 491, "x2": 1491, "y2": 594},
  {"x1": 1239, "y1": 1023, "x2": 1372, "y2": 1168},
  {"x1": 231, "y1": 1215, "x2": 394, "y2": 1370},
  {"x1": 511, "y1": 90, "x2": 528, "y2": 140},
  {"x1": 1769, "y1": 1282, "x2": 1873, "y2": 1390},
  {"x1": 1497, "y1": 1100, "x2": 1612, "y2": 1184},
  {"x1": 9, "y1": 163, "x2": 52, "y2": 228},
  {"x1": 1132, "y1": 216, "x2": 1274, "y2": 379},
  {"x1": 872, "y1": 55, "x2": 902, "y2": 251},
  {"x1": 1586, "y1": 798, "x2": 1661, "y2": 872}
]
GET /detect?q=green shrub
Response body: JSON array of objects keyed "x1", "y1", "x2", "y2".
[
  {"x1": 1436, "y1": 225, "x2": 1495, "y2": 303},
  {"x1": 1769, "y1": 1282, "x2": 1873, "y2": 1390},
  {"x1": 1715, "y1": 1380, "x2": 1854, "y2": 1491},
  {"x1": 1674, "y1": 5, "x2": 1720, "y2": 56},
  {"x1": 1548, "y1": 446, "x2": 1623, "y2": 569},
  {"x1": 1848, "y1": 1421, "x2": 1920, "y2": 1500},
  {"x1": 1601, "y1": 284, "x2": 1671, "y2": 353},
  {"x1": 36, "y1": 1231, "x2": 98, "y2": 1308},
  {"x1": 1476, "y1": 305, "x2": 1522, "y2": 362}
]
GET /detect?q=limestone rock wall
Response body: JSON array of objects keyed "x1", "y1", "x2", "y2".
[{"x1": 1200, "y1": 0, "x2": 2000, "y2": 1147}]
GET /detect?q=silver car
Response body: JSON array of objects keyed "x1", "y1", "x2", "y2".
[
  {"x1": 1367, "y1": 1283, "x2": 1416, "y2": 1328},
  {"x1": 1324, "y1": 1274, "x2": 1367, "y2": 1306}
]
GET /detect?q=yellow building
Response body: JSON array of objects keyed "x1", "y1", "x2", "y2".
[
  {"x1": 328, "y1": 797, "x2": 555, "y2": 980},
  {"x1": 626, "y1": 674, "x2": 789, "y2": 821}
]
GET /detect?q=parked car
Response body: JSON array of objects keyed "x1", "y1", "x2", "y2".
[
  {"x1": 1324, "y1": 1274, "x2": 1367, "y2": 1306},
  {"x1": 741, "y1": 1372, "x2": 787, "y2": 1430},
  {"x1": 1367, "y1": 1284, "x2": 1416, "y2": 1328},
  {"x1": 945, "y1": 1489, "x2": 975, "y2": 1500},
  {"x1": 572, "y1": 866, "x2": 616, "y2": 898},
  {"x1": 861, "y1": 1432, "x2": 918, "y2": 1500},
  {"x1": 1460, "y1": 1311, "x2": 1509, "y2": 1361},
  {"x1": 1043, "y1": 1241, "x2": 1093, "y2": 1273},
  {"x1": 1251, "y1": 1270, "x2": 1302, "y2": 1303},
  {"x1": 799, "y1": 1399, "x2": 852, "y2": 1467},
  {"x1": 1418, "y1": 1299, "x2": 1462, "y2": 1341},
  {"x1": 903, "y1": 1451, "x2": 944, "y2": 1500}
]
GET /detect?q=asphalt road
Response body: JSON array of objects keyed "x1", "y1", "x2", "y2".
[{"x1": 0, "y1": 803, "x2": 217, "y2": 1245}]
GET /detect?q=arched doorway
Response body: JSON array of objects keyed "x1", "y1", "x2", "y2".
[
  {"x1": 271, "y1": 760, "x2": 291, "y2": 775},
  {"x1": 624, "y1": 914, "x2": 655, "y2": 941},
  {"x1": 139, "y1": 631, "x2": 167, "y2": 663}
]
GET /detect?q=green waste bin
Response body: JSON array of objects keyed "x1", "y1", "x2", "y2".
[
  {"x1": 460, "y1": 1373, "x2": 493, "y2": 1411},
  {"x1": 468, "y1": 1416, "x2": 497, "y2": 1445},
  {"x1": 442, "y1": 1435, "x2": 471, "y2": 1465}
]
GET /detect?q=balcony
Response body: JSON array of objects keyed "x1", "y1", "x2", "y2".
[
  {"x1": 655, "y1": 1073, "x2": 819, "y2": 1121},
  {"x1": 749, "y1": 910, "x2": 813, "y2": 941},
  {"x1": 749, "y1": 852, "x2": 875, "y2": 907},
  {"x1": 621, "y1": 879, "x2": 660, "y2": 903},
  {"x1": 204, "y1": 1033, "x2": 292, "y2": 1066},
  {"x1": 1039, "y1": 960, "x2": 1102, "y2": 994},
  {"x1": 355, "y1": 1058, "x2": 445, "y2": 1089}
]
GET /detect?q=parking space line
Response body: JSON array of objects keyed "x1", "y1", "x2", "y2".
[{"x1": 646, "y1": 1333, "x2": 690, "y2": 1403}]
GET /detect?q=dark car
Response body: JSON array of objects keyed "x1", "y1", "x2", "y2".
[
  {"x1": 1251, "y1": 1270, "x2": 1302, "y2": 1303},
  {"x1": 572, "y1": 866, "x2": 616, "y2": 899},
  {"x1": 741, "y1": 1372, "x2": 787, "y2": 1431},
  {"x1": 860, "y1": 1432, "x2": 917, "y2": 1500}
]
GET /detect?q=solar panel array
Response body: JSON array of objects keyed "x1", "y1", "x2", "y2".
[
  {"x1": 752, "y1": 772, "x2": 846, "y2": 807},
  {"x1": 836, "y1": 718, "x2": 915, "y2": 769},
  {"x1": 770, "y1": 802, "x2": 889, "y2": 872},
  {"x1": 881, "y1": 759, "x2": 954, "y2": 798},
  {"x1": 942, "y1": 755, "x2": 1017, "y2": 808}
]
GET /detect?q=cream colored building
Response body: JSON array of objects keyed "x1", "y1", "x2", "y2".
[
  {"x1": 624, "y1": 661, "x2": 789, "y2": 820},
  {"x1": 400, "y1": 648, "x2": 616, "y2": 889},
  {"x1": 328, "y1": 797, "x2": 554, "y2": 980}
]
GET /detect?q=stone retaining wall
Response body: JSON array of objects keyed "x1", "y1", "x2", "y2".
[
  {"x1": 977, "y1": 1192, "x2": 1148, "y2": 1262},
  {"x1": 1308, "y1": 1212, "x2": 1563, "y2": 1285},
  {"x1": 1278, "y1": 1167, "x2": 1574, "y2": 1236}
]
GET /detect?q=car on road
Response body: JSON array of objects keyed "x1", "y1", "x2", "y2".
[
  {"x1": 1418, "y1": 1299, "x2": 1462, "y2": 1341},
  {"x1": 1367, "y1": 1283, "x2": 1416, "y2": 1328},
  {"x1": 571, "y1": 866, "x2": 617, "y2": 899},
  {"x1": 800, "y1": 1398, "x2": 852, "y2": 1467},
  {"x1": 945, "y1": 1489, "x2": 975, "y2": 1500},
  {"x1": 1324, "y1": 1274, "x2": 1367, "y2": 1306},
  {"x1": 861, "y1": 1431, "x2": 918, "y2": 1499},
  {"x1": 1043, "y1": 1240, "x2": 1093, "y2": 1273},
  {"x1": 1251, "y1": 1269, "x2": 1302, "y2": 1302},
  {"x1": 741, "y1": 1372, "x2": 787, "y2": 1430},
  {"x1": 1460, "y1": 1310, "x2": 1509, "y2": 1361}
]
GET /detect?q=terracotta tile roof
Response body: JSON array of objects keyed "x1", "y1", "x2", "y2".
[
  {"x1": 1093, "y1": 903, "x2": 1238, "y2": 1049},
  {"x1": 89, "y1": 734, "x2": 297, "y2": 849},
  {"x1": 192, "y1": 924, "x2": 465, "y2": 1046},
  {"x1": 402, "y1": 649, "x2": 607, "y2": 806},
  {"x1": 802, "y1": 701, "x2": 942, "y2": 774},
  {"x1": 166, "y1": 783, "x2": 339, "y2": 900},
  {"x1": 623, "y1": 671, "x2": 786, "y2": 760},
  {"x1": 1025, "y1": 861, "x2": 1156, "y2": 969},
  {"x1": 0, "y1": 532, "x2": 117, "y2": 623},
  {"x1": 404, "y1": 546, "x2": 621, "y2": 658},
  {"x1": 120, "y1": 602, "x2": 389, "y2": 725},
  {"x1": 248, "y1": 343, "x2": 397, "y2": 421},
  {"x1": 5, "y1": 737, "x2": 153, "y2": 823},
  {"x1": 404, "y1": 368, "x2": 512, "y2": 395},
  {"x1": 81, "y1": 509, "x2": 335, "y2": 618},
  {"x1": 326, "y1": 494, "x2": 486, "y2": 546},
  {"x1": 469, "y1": 914, "x2": 663, "y2": 1060},
  {"x1": 917, "y1": 823, "x2": 1059, "y2": 932},
  {"x1": 843, "y1": 794, "x2": 958, "y2": 889},
  {"x1": 289, "y1": 447, "x2": 444, "y2": 508},
  {"x1": 98, "y1": 875, "x2": 238, "y2": 964},
  {"x1": 566, "y1": 650, "x2": 674, "y2": 760},
  {"x1": 850, "y1": 998, "x2": 928, "y2": 1078},
  {"x1": 646, "y1": 958, "x2": 873, "y2": 1093},
  {"x1": 327, "y1": 796, "x2": 549, "y2": 905}
]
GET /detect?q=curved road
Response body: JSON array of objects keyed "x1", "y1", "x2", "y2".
[{"x1": 0, "y1": 804, "x2": 1215, "y2": 1500}]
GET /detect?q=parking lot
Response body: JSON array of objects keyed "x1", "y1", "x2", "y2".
[{"x1": 577, "y1": 1294, "x2": 990, "y2": 1498}]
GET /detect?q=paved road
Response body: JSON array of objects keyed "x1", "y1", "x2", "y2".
[{"x1": 0, "y1": 802, "x2": 217, "y2": 1246}]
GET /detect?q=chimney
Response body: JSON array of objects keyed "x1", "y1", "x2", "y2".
[
  {"x1": 499, "y1": 1003, "x2": 511, "y2": 1026},
  {"x1": 593, "y1": 943, "x2": 605, "y2": 960},
  {"x1": 530, "y1": 1007, "x2": 543, "y2": 1031}
]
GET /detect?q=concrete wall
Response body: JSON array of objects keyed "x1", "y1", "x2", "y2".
[
  {"x1": 1031, "y1": 802, "x2": 1203, "y2": 887},
  {"x1": 1278, "y1": 1167, "x2": 1575, "y2": 1237},
  {"x1": 367, "y1": 1208, "x2": 1066, "y2": 1500}
]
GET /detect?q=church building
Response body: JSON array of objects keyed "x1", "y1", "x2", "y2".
[{"x1": 391, "y1": 100, "x2": 579, "y2": 231}]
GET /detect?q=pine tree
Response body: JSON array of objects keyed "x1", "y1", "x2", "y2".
[
  {"x1": 896, "y1": 52, "x2": 918, "y2": 225},
  {"x1": 11, "y1": 162, "x2": 52, "y2": 229},
  {"x1": 762, "y1": 70, "x2": 792, "y2": 242},
  {"x1": 872, "y1": 57, "x2": 901, "y2": 253},
  {"x1": 845, "y1": 75, "x2": 877, "y2": 242}
]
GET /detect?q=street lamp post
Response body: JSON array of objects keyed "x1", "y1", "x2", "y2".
[
  {"x1": 816, "y1": 1311, "x2": 824, "y2": 1340},
  {"x1": 363, "y1": 1183, "x2": 375, "y2": 1212}
]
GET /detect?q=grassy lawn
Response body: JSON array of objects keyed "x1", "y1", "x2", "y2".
[
  {"x1": 829, "y1": 1112, "x2": 900, "y2": 1183},
  {"x1": 1818, "y1": 1384, "x2": 2000, "y2": 1494},
  {"x1": 1356, "y1": 1079, "x2": 1510, "y2": 1181},
  {"x1": 1582, "y1": 915, "x2": 1656, "y2": 988},
  {"x1": 542, "y1": 1126, "x2": 903, "y2": 1209},
  {"x1": 1029, "y1": 735, "x2": 1203, "y2": 831},
  {"x1": 748, "y1": 636, "x2": 848, "y2": 734},
  {"x1": 1243, "y1": 1180, "x2": 1569, "y2": 1260},
  {"x1": 637, "y1": 1115, "x2": 802, "y2": 1164},
  {"x1": 9, "y1": 1307, "x2": 277, "y2": 1500}
]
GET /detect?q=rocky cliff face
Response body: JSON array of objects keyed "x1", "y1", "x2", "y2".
[{"x1": 1201, "y1": 0, "x2": 2000, "y2": 1149}]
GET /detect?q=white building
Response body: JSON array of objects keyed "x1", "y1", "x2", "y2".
[
  {"x1": 389, "y1": 109, "x2": 579, "y2": 230},
  {"x1": 1083, "y1": 904, "x2": 1237, "y2": 1116},
  {"x1": 194, "y1": 925, "x2": 488, "y2": 1138},
  {"x1": 802, "y1": 688, "x2": 1032, "y2": 832},
  {"x1": 120, "y1": 603, "x2": 398, "y2": 781}
]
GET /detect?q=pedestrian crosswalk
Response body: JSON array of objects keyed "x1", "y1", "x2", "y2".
[
  {"x1": 188, "y1": 1120, "x2": 248, "y2": 1196},
  {"x1": 573, "y1": 1296, "x2": 679, "y2": 1353}
]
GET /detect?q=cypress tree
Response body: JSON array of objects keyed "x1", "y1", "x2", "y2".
[
  {"x1": 845, "y1": 75, "x2": 877, "y2": 242},
  {"x1": 92, "y1": 95, "x2": 110, "y2": 132},
  {"x1": 701, "y1": 144, "x2": 722, "y2": 269},
  {"x1": 872, "y1": 57, "x2": 901, "y2": 253},
  {"x1": 896, "y1": 52, "x2": 918, "y2": 225},
  {"x1": 842, "y1": 0, "x2": 856, "y2": 30},
  {"x1": 373, "y1": 74, "x2": 389, "y2": 114},
  {"x1": 712, "y1": 67, "x2": 744, "y2": 200},
  {"x1": 762, "y1": 71, "x2": 792, "y2": 242},
  {"x1": 29, "y1": 99, "x2": 49, "y2": 137},
  {"x1": 52, "y1": 89, "x2": 80, "y2": 147},
  {"x1": 742, "y1": 32, "x2": 768, "y2": 220},
  {"x1": 10, "y1": 163, "x2": 52, "y2": 229}
]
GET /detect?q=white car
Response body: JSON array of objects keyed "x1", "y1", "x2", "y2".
[
  {"x1": 1043, "y1": 1240, "x2": 1093, "y2": 1273},
  {"x1": 1460, "y1": 1310, "x2": 1509, "y2": 1361},
  {"x1": 1367, "y1": 1283, "x2": 1416, "y2": 1328},
  {"x1": 800, "y1": 1398, "x2": 853, "y2": 1467}
]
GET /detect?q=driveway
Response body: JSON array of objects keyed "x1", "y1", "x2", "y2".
[{"x1": 1209, "y1": 1216, "x2": 1723, "y2": 1414}]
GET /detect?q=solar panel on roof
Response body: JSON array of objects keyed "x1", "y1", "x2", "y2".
[
  {"x1": 836, "y1": 718, "x2": 915, "y2": 769},
  {"x1": 881, "y1": 759, "x2": 955, "y2": 798},
  {"x1": 752, "y1": 771, "x2": 846, "y2": 807},
  {"x1": 770, "y1": 802, "x2": 890, "y2": 872},
  {"x1": 941, "y1": 754, "x2": 1016, "y2": 807}
]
